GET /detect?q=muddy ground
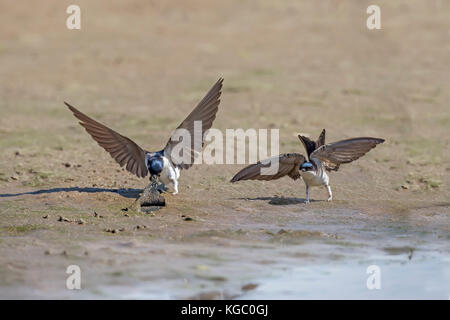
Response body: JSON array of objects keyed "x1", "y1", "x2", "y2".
[{"x1": 0, "y1": 0, "x2": 449, "y2": 299}]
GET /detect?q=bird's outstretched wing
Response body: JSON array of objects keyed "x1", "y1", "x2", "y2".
[
  {"x1": 310, "y1": 137, "x2": 384, "y2": 171},
  {"x1": 164, "y1": 78, "x2": 223, "y2": 169},
  {"x1": 316, "y1": 129, "x2": 326, "y2": 148},
  {"x1": 65, "y1": 102, "x2": 148, "y2": 178},
  {"x1": 298, "y1": 129, "x2": 326, "y2": 159},
  {"x1": 230, "y1": 153, "x2": 306, "y2": 182}
]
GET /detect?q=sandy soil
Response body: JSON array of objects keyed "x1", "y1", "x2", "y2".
[{"x1": 0, "y1": 0, "x2": 449, "y2": 299}]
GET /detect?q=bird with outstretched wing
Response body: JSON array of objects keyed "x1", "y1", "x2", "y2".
[
  {"x1": 65, "y1": 78, "x2": 223, "y2": 194},
  {"x1": 231, "y1": 129, "x2": 384, "y2": 203}
]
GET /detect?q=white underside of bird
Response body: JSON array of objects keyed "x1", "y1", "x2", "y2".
[
  {"x1": 299, "y1": 159, "x2": 332, "y2": 203},
  {"x1": 159, "y1": 156, "x2": 181, "y2": 194}
]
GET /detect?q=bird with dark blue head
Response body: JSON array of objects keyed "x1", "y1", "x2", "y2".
[
  {"x1": 65, "y1": 78, "x2": 223, "y2": 195},
  {"x1": 300, "y1": 162, "x2": 314, "y2": 172},
  {"x1": 148, "y1": 154, "x2": 164, "y2": 176}
]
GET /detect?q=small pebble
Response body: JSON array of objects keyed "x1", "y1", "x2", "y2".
[
  {"x1": 105, "y1": 228, "x2": 124, "y2": 234},
  {"x1": 58, "y1": 216, "x2": 72, "y2": 222},
  {"x1": 242, "y1": 283, "x2": 258, "y2": 291},
  {"x1": 93, "y1": 211, "x2": 104, "y2": 218}
]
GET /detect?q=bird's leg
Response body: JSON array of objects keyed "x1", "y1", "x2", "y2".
[
  {"x1": 326, "y1": 185, "x2": 332, "y2": 201},
  {"x1": 305, "y1": 185, "x2": 310, "y2": 204},
  {"x1": 171, "y1": 178, "x2": 178, "y2": 195}
]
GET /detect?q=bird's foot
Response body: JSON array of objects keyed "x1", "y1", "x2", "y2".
[
  {"x1": 304, "y1": 199, "x2": 310, "y2": 204},
  {"x1": 172, "y1": 191, "x2": 178, "y2": 195},
  {"x1": 325, "y1": 185, "x2": 332, "y2": 202}
]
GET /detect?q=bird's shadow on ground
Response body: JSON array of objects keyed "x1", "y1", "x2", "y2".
[
  {"x1": 0, "y1": 187, "x2": 142, "y2": 199},
  {"x1": 236, "y1": 196, "x2": 320, "y2": 205}
]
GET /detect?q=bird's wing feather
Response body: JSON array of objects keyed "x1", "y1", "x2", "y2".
[
  {"x1": 310, "y1": 137, "x2": 384, "y2": 171},
  {"x1": 297, "y1": 135, "x2": 316, "y2": 159},
  {"x1": 316, "y1": 129, "x2": 326, "y2": 148},
  {"x1": 164, "y1": 78, "x2": 223, "y2": 169},
  {"x1": 230, "y1": 153, "x2": 306, "y2": 182},
  {"x1": 65, "y1": 102, "x2": 148, "y2": 178},
  {"x1": 298, "y1": 129, "x2": 326, "y2": 159}
]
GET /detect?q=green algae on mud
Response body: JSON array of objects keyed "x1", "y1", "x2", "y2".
[{"x1": 0, "y1": 224, "x2": 49, "y2": 235}]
